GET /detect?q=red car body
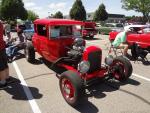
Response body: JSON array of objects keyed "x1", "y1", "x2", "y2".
[
  {"x1": 82, "y1": 22, "x2": 97, "y2": 38},
  {"x1": 109, "y1": 25, "x2": 150, "y2": 50},
  {"x1": 25, "y1": 19, "x2": 132, "y2": 106},
  {"x1": 32, "y1": 19, "x2": 105, "y2": 80},
  {"x1": 33, "y1": 19, "x2": 84, "y2": 62}
]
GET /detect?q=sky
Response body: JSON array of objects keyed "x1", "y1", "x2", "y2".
[{"x1": 23, "y1": 0, "x2": 142, "y2": 18}]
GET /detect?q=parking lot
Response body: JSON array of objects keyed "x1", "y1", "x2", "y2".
[{"x1": 0, "y1": 34, "x2": 150, "y2": 113}]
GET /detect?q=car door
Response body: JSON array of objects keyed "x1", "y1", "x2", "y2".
[
  {"x1": 138, "y1": 32, "x2": 150, "y2": 48},
  {"x1": 127, "y1": 27, "x2": 140, "y2": 45},
  {"x1": 36, "y1": 24, "x2": 50, "y2": 60},
  {"x1": 47, "y1": 26, "x2": 74, "y2": 62}
]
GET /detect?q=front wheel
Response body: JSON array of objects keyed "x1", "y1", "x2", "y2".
[
  {"x1": 110, "y1": 56, "x2": 133, "y2": 82},
  {"x1": 59, "y1": 71, "x2": 84, "y2": 107}
]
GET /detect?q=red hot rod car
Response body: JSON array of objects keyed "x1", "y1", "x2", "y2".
[
  {"x1": 109, "y1": 25, "x2": 150, "y2": 51},
  {"x1": 82, "y1": 22, "x2": 97, "y2": 38},
  {"x1": 24, "y1": 19, "x2": 133, "y2": 106}
]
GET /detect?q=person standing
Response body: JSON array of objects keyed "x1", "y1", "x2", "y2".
[{"x1": 0, "y1": 21, "x2": 9, "y2": 88}]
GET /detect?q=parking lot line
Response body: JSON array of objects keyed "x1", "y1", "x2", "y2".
[
  {"x1": 12, "y1": 62, "x2": 42, "y2": 113},
  {"x1": 133, "y1": 73, "x2": 150, "y2": 82}
]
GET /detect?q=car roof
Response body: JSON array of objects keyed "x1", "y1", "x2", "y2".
[{"x1": 34, "y1": 19, "x2": 84, "y2": 25}]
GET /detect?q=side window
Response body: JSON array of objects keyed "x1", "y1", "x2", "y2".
[
  {"x1": 73, "y1": 25, "x2": 82, "y2": 37},
  {"x1": 50, "y1": 26, "x2": 73, "y2": 38},
  {"x1": 37, "y1": 24, "x2": 47, "y2": 37},
  {"x1": 59, "y1": 26, "x2": 72, "y2": 36},
  {"x1": 50, "y1": 27, "x2": 60, "y2": 38}
]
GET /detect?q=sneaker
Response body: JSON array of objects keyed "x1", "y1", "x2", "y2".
[
  {"x1": 0, "y1": 82, "x2": 8, "y2": 89},
  {"x1": 7, "y1": 56, "x2": 13, "y2": 63},
  {"x1": 6, "y1": 77, "x2": 12, "y2": 83},
  {"x1": 124, "y1": 53, "x2": 130, "y2": 58}
]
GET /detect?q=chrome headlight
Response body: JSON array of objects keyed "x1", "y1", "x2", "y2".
[
  {"x1": 78, "y1": 61, "x2": 90, "y2": 74},
  {"x1": 105, "y1": 55, "x2": 113, "y2": 65}
]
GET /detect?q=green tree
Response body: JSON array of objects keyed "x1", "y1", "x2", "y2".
[
  {"x1": 53, "y1": 11, "x2": 63, "y2": 18},
  {"x1": 27, "y1": 10, "x2": 39, "y2": 21},
  {"x1": 121, "y1": 0, "x2": 150, "y2": 22},
  {"x1": 125, "y1": 16, "x2": 133, "y2": 21},
  {"x1": 93, "y1": 3, "x2": 108, "y2": 22},
  {"x1": 69, "y1": 0, "x2": 86, "y2": 21},
  {"x1": 0, "y1": 0, "x2": 27, "y2": 21}
]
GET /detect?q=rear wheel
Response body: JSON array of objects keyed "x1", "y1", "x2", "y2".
[
  {"x1": 59, "y1": 71, "x2": 84, "y2": 107},
  {"x1": 24, "y1": 41, "x2": 35, "y2": 62},
  {"x1": 111, "y1": 56, "x2": 133, "y2": 82}
]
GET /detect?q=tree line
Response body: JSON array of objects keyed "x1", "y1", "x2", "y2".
[
  {"x1": 0, "y1": 0, "x2": 150, "y2": 23},
  {"x1": 0, "y1": 0, "x2": 38, "y2": 21}
]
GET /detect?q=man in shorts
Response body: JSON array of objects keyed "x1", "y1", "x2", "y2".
[
  {"x1": 112, "y1": 28, "x2": 131, "y2": 56},
  {"x1": 0, "y1": 21, "x2": 9, "y2": 88}
]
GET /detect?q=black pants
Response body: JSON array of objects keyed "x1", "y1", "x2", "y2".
[{"x1": 0, "y1": 49, "x2": 8, "y2": 71}]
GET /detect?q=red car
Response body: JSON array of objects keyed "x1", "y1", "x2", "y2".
[
  {"x1": 82, "y1": 22, "x2": 97, "y2": 38},
  {"x1": 109, "y1": 25, "x2": 150, "y2": 51},
  {"x1": 24, "y1": 19, "x2": 132, "y2": 107}
]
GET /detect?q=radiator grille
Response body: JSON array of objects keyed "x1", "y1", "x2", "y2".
[{"x1": 88, "y1": 51, "x2": 101, "y2": 73}]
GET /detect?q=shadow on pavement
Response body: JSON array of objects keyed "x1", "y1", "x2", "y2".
[
  {"x1": 3, "y1": 76, "x2": 43, "y2": 100},
  {"x1": 84, "y1": 37, "x2": 100, "y2": 41},
  {"x1": 127, "y1": 54, "x2": 150, "y2": 66},
  {"x1": 40, "y1": 58, "x2": 66, "y2": 76},
  {"x1": 72, "y1": 78, "x2": 141, "y2": 113},
  {"x1": 75, "y1": 100, "x2": 99, "y2": 113},
  {"x1": 30, "y1": 58, "x2": 43, "y2": 65},
  {"x1": 85, "y1": 77, "x2": 140, "y2": 98}
]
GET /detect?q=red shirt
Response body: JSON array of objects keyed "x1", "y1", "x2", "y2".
[{"x1": 0, "y1": 22, "x2": 5, "y2": 50}]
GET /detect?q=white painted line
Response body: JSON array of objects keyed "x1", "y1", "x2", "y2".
[
  {"x1": 133, "y1": 73, "x2": 150, "y2": 82},
  {"x1": 12, "y1": 62, "x2": 42, "y2": 113}
]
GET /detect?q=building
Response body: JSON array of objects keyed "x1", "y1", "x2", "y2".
[
  {"x1": 87, "y1": 13, "x2": 125, "y2": 23},
  {"x1": 64, "y1": 13, "x2": 125, "y2": 23}
]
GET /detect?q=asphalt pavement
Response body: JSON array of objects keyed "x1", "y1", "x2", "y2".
[{"x1": 0, "y1": 34, "x2": 150, "y2": 113}]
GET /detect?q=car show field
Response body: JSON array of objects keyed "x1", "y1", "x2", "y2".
[
  {"x1": 1, "y1": 0, "x2": 150, "y2": 112},
  {"x1": 0, "y1": 34, "x2": 150, "y2": 113}
]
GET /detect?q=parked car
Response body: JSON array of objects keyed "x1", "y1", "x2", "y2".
[
  {"x1": 95, "y1": 22, "x2": 101, "y2": 29},
  {"x1": 18, "y1": 24, "x2": 26, "y2": 31},
  {"x1": 23, "y1": 24, "x2": 34, "y2": 40},
  {"x1": 24, "y1": 19, "x2": 132, "y2": 107},
  {"x1": 109, "y1": 24, "x2": 150, "y2": 51},
  {"x1": 82, "y1": 22, "x2": 97, "y2": 38},
  {"x1": 99, "y1": 23, "x2": 124, "y2": 35}
]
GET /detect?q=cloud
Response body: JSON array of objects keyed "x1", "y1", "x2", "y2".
[
  {"x1": 23, "y1": 1, "x2": 70, "y2": 18},
  {"x1": 23, "y1": 0, "x2": 34, "y2": 2},
  {"x1": 24, "y1": 1, "x2": 43, "y2": 18},
  {"x1": 48, "y1": 2, "x2": 66, "y2": 10},
  {"x1": 25, "y1": 2, "x2": 36, "y2": 8},
  {"x1": 31, "y1": 6, "x2": 42, "y2": 11}
]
